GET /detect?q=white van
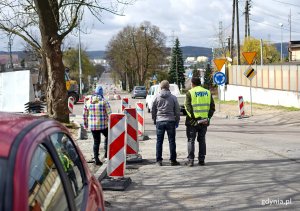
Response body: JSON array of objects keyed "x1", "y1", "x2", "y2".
[{"x1": 145, "y1": 84, "x2": 185, "y2": 113}]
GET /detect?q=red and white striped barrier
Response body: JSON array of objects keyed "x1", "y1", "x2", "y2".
[
  {"x1": 136, "y1": 102, "x2": 144, "y2": 136},
  {"x1": 124, "y1": 108, "x2": 139, "y2": 155},
  {"x1": 238, "y1": 96, "x2": 245, "y2": 117},
  {"x1": 84, "y1": 95, "x2": 91, "y2": 105},
  {"x1": 107, "y1": 113, "x2": 126, "y2": 178},
  {"x1": 68, "y1": 96, "x2": 74, "y2": 113},
  {"x1": 121, "y1": 97, "x2": 129, "y2": 112},
  {"x1": 114, "y1": 94, "x2": 121, "y2": 100}
]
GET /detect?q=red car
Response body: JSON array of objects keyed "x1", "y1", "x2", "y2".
[{"x1": 0, "y1": 112, "x2": 105, "y2": 211}]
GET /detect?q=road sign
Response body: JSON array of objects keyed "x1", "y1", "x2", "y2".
[
  {"x1": 213, "y1": 72, "x2": 226, "y2": 85},
  {"x1": 188, "y1": 72, "x2": 193, "y2": 78},
  {"x1": 244, "y1": 66, "x2": 257, "y2": 80},
  {"x1": 213, "y1": 59, "x2": 226, "y2": 71},
  {"x1": 242, "y1": 52, "x2": 257, "y2": 65}
]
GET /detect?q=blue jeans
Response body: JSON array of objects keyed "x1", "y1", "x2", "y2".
[{"x1": 156, "y1": 121, "x2": 177, "y2": 162}]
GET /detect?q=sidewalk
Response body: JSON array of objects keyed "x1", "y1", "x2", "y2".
[{"x1": 70, "y1": 115, "x2": 108, "y2": 181}]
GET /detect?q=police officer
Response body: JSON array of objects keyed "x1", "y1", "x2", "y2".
[{"x1": 185, "y1": 77, "x2": 215, "y2": 167}]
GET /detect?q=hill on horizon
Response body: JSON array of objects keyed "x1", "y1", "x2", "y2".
[
  {"x1": 2, "y1": 43, "x2": 288, "y2": 62},
  {"x1": 86, "y1": 46, "x2": 213, "y2": 60}
]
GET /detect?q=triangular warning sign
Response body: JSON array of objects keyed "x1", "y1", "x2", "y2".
[
  {"x1": 213, "y1": 59, "x2": 226, "y2": 71},
  {"x1": 242, "y1": 52, "x2": 257, "y2": 65}
]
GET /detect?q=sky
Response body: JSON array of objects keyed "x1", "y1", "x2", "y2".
[{"x1": 1, "y1": 0, "x2": 300, "y2": 52}]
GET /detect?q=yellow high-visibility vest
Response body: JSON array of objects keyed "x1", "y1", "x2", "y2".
[{"x1": 186, "y1": 86, "x2": 211, "y2": 119}]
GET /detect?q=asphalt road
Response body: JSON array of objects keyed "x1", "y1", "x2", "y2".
[
  {"x1": 73, "y1": 92, "x2": 300, "y2": 210},
  {"x1": 71, "y1": 72, "x2": 300, "y2": 210}
]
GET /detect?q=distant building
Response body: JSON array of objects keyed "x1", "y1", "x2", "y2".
[
  {"x1": 289, "y1": 41, "x2": 300, "y2": 61},
  {"x1": 196, "y1": 56, "x2": 208, "y2": 63},
  {"x1": 0, "y1": 54, "x2": 19, "y2": 71},
  {"x1": 91, "y1": 59, "x2": 108, "y2": 66},
  {"x1": 186, "y1": 57, "x2": 196, "y2": 63}
]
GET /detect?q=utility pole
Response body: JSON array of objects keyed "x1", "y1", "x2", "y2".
[
  {"x1": 236, "y1": 0, "x2": 241, "y2": 65},
  {"x1": 289, "y1": 9, "x2": 291, "y2": 42},
  {"x1": 219, "y1": 21, "x2": 224, "y2": 56},
  {"x1": 231, "y1": 0, "x2": 235, "y2": 60},
  {"x1": 245, "y1": 0, "x2": 251, "y2": 37},
  {"x1": 248, "y1": 0, "x2": 251, "y2": 37},
  {"x1": 288, "y1": 9, "x2": 291, "y2": 61},
  {"x1": 8, "y1": 34, "x2": 13, "y2": 69},
  {"x1": 245, "y1": 0, "x2": 248, "y2": 38}
]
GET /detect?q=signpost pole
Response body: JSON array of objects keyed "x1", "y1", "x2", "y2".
[
  {"x1": 223, "y1": 85, "x2": 225, "y2": 102},
  {"x1": 218, "y1": 85, "x2": 221, "y2": 112},
  {"x1": 242, "y1": 51, "x2": 257, "y2": 117},
  {"x1": 250, "y1": 80, "x2": 253, "y2": 116}
]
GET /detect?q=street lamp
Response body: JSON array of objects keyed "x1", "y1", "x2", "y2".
[
  {"x1": 279, "y1": 23, "x2": 283, "y2": 62},
  {"x1": 78, "y1": 22, "x2": 83, "y2": 97}
]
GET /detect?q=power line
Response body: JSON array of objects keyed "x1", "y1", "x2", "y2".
[
  {"x1": 250, "y1": 17, "x2": 300, "y2": 33},
  {"x1": 271, "y1": 0, "x2": 300, "y2": 8}
]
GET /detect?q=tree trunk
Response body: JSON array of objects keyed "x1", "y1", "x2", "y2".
[
  {"x1": 34, "y1": 0, "x2": 69, "y2": 123},
  {"x1": 44, "y1": 45, "x2": 69, "y2": 123}
]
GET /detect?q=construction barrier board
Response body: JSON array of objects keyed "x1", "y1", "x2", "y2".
[{"x1": 107, "y1": 113, "x2": 127, "y2": 178}]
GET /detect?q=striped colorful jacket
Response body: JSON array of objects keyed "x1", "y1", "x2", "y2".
[{"x1": 83, "y1": 95, "x2": 112, "y2": 131}]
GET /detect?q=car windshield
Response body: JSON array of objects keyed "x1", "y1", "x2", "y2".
[{"x1": 135, "y1": 86, "x2": 145, "y2": 90}]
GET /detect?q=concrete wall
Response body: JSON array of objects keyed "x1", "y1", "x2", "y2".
[{"x1": 219, "y1": 84, "x2": 300, "y2": 108}]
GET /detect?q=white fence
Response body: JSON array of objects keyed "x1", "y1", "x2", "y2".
[{"x1": 219, "y1": 65, "x2": 300, "y2": 108}]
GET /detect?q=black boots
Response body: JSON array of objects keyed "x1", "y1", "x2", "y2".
[{"x1": 94, "y1": 157, "x2": 103, "y2": 166}]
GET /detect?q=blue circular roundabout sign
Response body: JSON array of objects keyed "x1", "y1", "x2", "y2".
[{"x1": 213, "y1": 72, "x2": 226, "y2": 85}]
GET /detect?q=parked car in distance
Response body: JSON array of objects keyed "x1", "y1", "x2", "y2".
[
  {"x1": 0, "y1": 112, "x2": 105, "y2": 211},
  {"x1": 131, "y1": 86, "x2": 147, "y2": 99},
  {"x1": 146, "y1": 83, "x2": 186, "y2": 114}
]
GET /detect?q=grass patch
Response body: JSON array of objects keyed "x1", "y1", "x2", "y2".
[{"x1": 213, "y1": 97, "x2": 300, "y2": 112}]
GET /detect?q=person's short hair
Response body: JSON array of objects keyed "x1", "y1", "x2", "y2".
[
  {"x1": 160, "y1": 80, "x2": 170, "y2": 89},
  {"x1": 191, "y1": 77, "x2": 201, "y2": 86}
]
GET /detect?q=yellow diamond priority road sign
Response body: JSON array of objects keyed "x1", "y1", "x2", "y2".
[{"x1": 244, "y1": 66, "x2": 257, "y2": 81}]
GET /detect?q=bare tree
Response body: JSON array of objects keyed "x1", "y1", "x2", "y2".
[
  {"x1": 0, "y1": 0, "x2": 131, "y2": 123},
  {"x1": 106, "y1": 21, "x2": 167, "y2": 91}
]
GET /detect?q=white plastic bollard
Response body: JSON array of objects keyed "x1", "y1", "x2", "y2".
[{"x1": 238, "y1": 96, "x2": 245, "y2": 117}]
